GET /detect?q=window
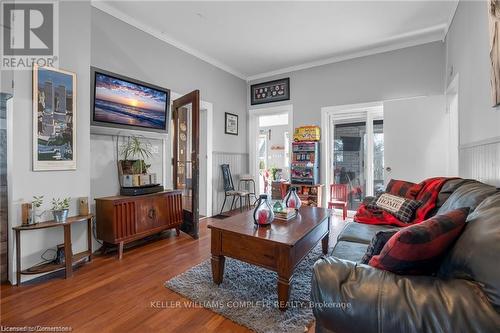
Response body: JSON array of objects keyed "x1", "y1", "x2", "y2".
[{"x1": 259, "y1": 113, "x2": 288, "y2": 127}]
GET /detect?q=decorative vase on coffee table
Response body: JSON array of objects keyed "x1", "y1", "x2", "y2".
[
  {"x1": 253, "y1": 194, "x2": 274, "y2": 226},
  {"x1": 284, "y1": 187, "x2": 302, "y2": 210}
]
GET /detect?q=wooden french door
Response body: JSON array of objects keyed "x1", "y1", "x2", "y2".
[{"x1": 172, "y1": 90, "x2": 200, "y2": 239}]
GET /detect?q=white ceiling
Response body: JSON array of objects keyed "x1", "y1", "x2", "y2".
[{"x1": 92, "y1": 1, "x2": 458, "y2": 81}]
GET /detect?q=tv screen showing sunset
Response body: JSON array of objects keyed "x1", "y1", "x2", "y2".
[{"x1": 93, "y1": 72, "x2": 168, "y2": 130}]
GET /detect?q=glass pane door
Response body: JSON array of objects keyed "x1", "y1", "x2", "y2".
[
  {"x1": 333, "y1": 122, "x2": 367, "y2": 210},
  {"x1": 373, "y1": 121, "x2": 385, "y2": 195},
  {"x1": 175, "y1": 104, "x2": 193, "y2": 210},
  {"x1": 173, "y1": 91, "x2": 200, "y2": 239},
  {"x1": 257, "y1": 133, "x2": 267, "y2": 194}
]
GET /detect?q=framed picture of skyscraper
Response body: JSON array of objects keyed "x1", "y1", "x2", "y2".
[{"x1": 32, "y1": 65, "x2": 77, "y2": 171}]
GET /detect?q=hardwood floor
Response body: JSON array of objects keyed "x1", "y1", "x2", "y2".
[{"x1": 0, "y1": 209, "x2": 345, "y2": 333}]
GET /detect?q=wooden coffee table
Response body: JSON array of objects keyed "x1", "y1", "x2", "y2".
[{"x1": 208, "y1": 206, "x2": 330, "y2": 310}]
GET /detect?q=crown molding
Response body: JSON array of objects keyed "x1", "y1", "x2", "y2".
[
  {"x1": 246, "y1": 23, "x2": 448, "y2": 82},
  {"x1": 90, "y1": 1, "x2": 248, "y2": 80},
  {"x1": 443, "y1": 0, "x2": 460, "y2": 38},
  {"x1": 91, "y1": 1, "x2": 454, "y2": 83}
]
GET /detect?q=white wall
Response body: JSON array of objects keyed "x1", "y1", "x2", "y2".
[
  {"x1": 90, "y1": 8, "x2": 248, "y2": 215},
  {"x1": 445, "y1": 0, "x2": 500, "y2": 146},
  {"x1": 91, "y1": 8, "x2": 247, "y2": 153},
  {"x1": 249, "y1": 42, "x2": 445, "y2": 186},
  {"x1": 445, "y1": 1, "x2": 500, "y2": 185},
  {"x1": 384, "y1": 95, "x2": 448, "y2": 184},
  {"x1": 248, "y1": 42, "x2": 445, "y2": 129},
  {"x1": 8, "y1": 2, "x2": 91, "y2": 284}
]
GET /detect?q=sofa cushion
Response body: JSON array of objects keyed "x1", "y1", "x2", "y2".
[
  {"x1": 385, "y1": 179, "x2": 422, "y2": 199},
  {"x1": 438, "y1": 193, "x2": 500, "y2": 311},
  {"x1": 361, "y1": 230, "x2": 398, "y2": 264},
  {"x1": 436, "y1": 180, "x2": 497, "y2": 215},
  {"x1": 367, "y1": 193, "x2": 422, "y2": 223},
  {"x1": 331, "y1": 241, "x2": 367, "y2": 263},
  {"x1": 311, "y1": 257, "x2": 500, "y2": 333},
  {"x1": 369, "y1": 207, "x2": 469, "y2": 275},
  {"x1": 338, "y1": 222, "x2": 399, "y2": 244},
  {"x1": 425, "y1": 178, "x2": 471, "y2": 217}
]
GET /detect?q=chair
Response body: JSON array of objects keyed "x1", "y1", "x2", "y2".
[
  {"x1": 238, "y1": 174, "x2": 258, "y2": 205},
  {"x1": 328, "y1": 184, "x2": 349, "y2": 220},
  {"x1": 219, "y1": 164, "x2": 250, "y2": 214}
]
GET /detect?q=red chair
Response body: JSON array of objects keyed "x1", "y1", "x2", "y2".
[{"x1": 328, "y1": 184, "x2": 349, "y2": 220}]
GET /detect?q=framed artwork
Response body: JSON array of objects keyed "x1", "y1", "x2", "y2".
[
  {"x1": 225, "y1": 112, "x2": 238, "y2": 135},
  {"x1": 251, "y1": 78, "x2": 290, "y2": 105},
  {"x1": 33, "y1": 65, "x2": 77, "y2": 171},
  {"x1": 489, "y1": 0, "x2": 500, "y2": 106}
]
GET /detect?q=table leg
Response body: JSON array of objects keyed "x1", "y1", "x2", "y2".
[
  {"x1": 277, "y1": 275, "x2": 291, "y2": 311},
  {"x1": 321, "y1": 233, "x2": 329, "y2": 255},
  {"x1": 15, "y1": 230, "x2": 20, "y2": 286},
  {"x1": 211, "y1": 254, "x2": 225, "y2": 285},
  {"x1": 63, "y1": 225, "x2": 73, "y2": 278},
  {"x1": 87, "y1": 218, "x2": 93, "y2": 262},
  {"x1": 277, "y1": 246, "x2": 293, "y2": 311},
  {"x1": 118, "y1": 241, "x2": 124, "y2": 260}
]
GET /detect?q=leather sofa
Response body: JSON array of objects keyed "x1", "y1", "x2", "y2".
[{"x1": 311, "y1": 179, "x2": 500, "y2": 333}]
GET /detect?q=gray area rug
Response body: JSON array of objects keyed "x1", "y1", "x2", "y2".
[{"x1": 165, "y1": 244, "x2": 327, "y2": 333}]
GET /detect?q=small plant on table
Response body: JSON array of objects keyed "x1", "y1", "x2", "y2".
[{"x1": 51, "y1": 197, "x2": 71, "y2": 223}]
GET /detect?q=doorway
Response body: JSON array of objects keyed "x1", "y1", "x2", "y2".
[
  {"x1": 249, "y1": 105, "x2": 293, "y2": 197},
  {"x1": 172, "y1": 91, "x2": 200, "y2": 239},
  {"x1": 322, "y1": 103, "x2": 384, "y2": 212},
  {"x1": 0, "y1": 93, "x2": 10, "y2": 282},
  {"x1": 198, "y1": 104, "x2": 213, "y2": 218}
]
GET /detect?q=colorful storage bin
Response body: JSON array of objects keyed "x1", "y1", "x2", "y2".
[{"x1": 293, "y1": 126, "x2": 320, "y2": 142}]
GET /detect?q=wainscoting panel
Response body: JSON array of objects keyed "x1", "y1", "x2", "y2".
[
  {"x1": 212, "y1": 151, "x2": 249, "y2": 215},
  {"x1": 460, "y1": 137, "x2": 500, "y2": 187}
]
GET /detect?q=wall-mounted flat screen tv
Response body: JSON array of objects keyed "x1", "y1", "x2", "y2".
[{"x1": 91, "y1": 67, "x2": 170, "y2": 133}]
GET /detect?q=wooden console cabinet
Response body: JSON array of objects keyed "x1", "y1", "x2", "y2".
[{"x1": 95, "y1": 191, "x2": 183, "y2": 259}]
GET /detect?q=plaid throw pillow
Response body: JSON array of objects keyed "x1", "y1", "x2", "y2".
[
  {"x1": 361, "y1": 230, "x2": 398, "y2": 264},
  {"x1": 386, "y1": 179, "x2": 423, "y2": 199},
  {"x1": 368, "y1": 207, "x2": 470, "y2": 275},
  {"x1": 367, "y1": 193, "x2": 422, "y2": 223}
]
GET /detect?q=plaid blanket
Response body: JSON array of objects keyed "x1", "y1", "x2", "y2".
[{"x1": 354, "y1": 177, "x2": 453, "y2": 227}]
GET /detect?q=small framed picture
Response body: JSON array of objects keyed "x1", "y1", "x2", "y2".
[{"x1": 225, "y1": 112, "x2": 238, "y2": 136}]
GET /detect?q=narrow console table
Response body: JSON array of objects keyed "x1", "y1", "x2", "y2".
[{"x1": 13, "y1": 214, "x2": 93, "y2": 286}]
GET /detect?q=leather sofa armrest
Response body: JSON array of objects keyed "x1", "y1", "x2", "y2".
[{"x1": 311, "y1": 257, "x2": 500, "y2": 333}]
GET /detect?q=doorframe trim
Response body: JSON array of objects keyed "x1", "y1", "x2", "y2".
[
  {"x1": 248, "y1": 104, "x2": 293, "y2": 195},
  {"x1": 6, "y1": 97, "x2": 14, "y2": 283},
  {"x1": 321, "y1": 101, "x2": 383, "y2": 207},
  {"x1": 445, "y1": 73, "x2": 460, "y2": 176}
]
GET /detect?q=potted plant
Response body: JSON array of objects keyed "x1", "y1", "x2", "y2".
[
  {"x1": 52, "y1": 197, "x2": 70, "y2": 223},
  {"x1": 30, "y1": 196, "x2": 44, "y2": 225},
  {"x1": 119, "y1": 136, "x2": 153, "y2": 175},
  {"x1": 270, "y1": 167, "x2": 279, "y2": 181}
]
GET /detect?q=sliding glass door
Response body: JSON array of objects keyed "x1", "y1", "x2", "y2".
[{"x1": 328, "y1": 108, "x2": 384, "y2": 211}]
